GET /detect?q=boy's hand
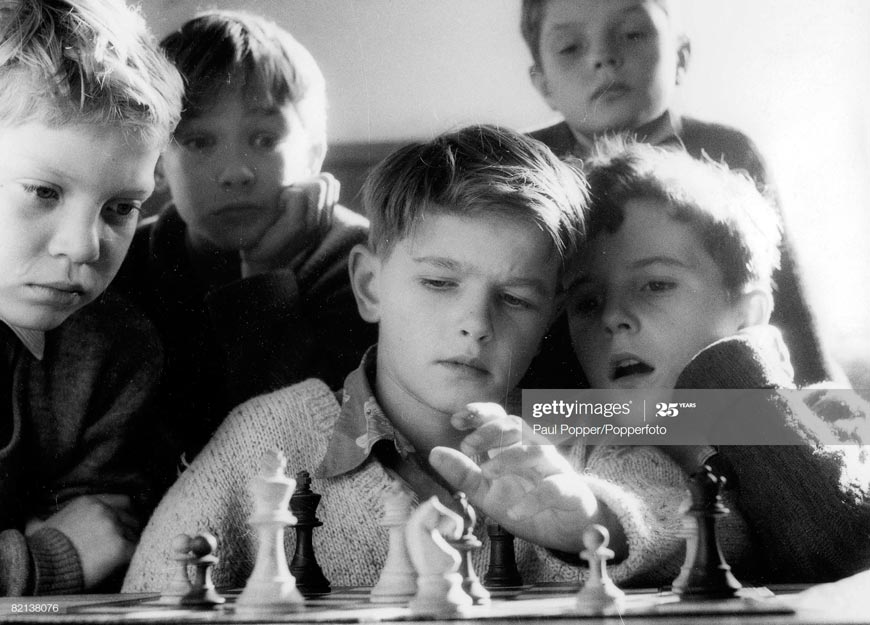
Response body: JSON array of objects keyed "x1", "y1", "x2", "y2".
[
  {"x1": 429, "y1": 403, "x2": 619, "y2": 554},
  {"x1": 240, "y1": 173, "x2": 339, "y2": 277},
  {"x1": 28, "y1": 494, "x2": 139, "y2": 590}
]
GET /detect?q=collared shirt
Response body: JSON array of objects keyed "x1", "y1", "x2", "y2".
[
  {"x1": 315, "y1": 347, "x2": 414, "y2": 479},
  {"x1": 0, "y1": 320, "x2": 44, "y2": 361}
]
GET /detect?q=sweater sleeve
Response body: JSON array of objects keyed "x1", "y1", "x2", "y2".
[{"x1": 676, "y1": 331, "x2": 870, "y2": 582}]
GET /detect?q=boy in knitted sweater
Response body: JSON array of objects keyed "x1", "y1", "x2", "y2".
[
  {"x1": 565, "y1": 139, "x2": 870, "y2": 582},
  {"x1": 0, "y1": 0, "x2": 183, "y2": 595},
  {"x1": 518, "y1": 0, "x2": 837, "y2": 389},
  {"x1": 125, "y1": 125, "x2": 714, "y2": 591},
  {"x1": 113, "y1": 11, "x2": 376, "y2": 469}
]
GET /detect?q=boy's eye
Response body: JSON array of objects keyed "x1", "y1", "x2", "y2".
[
  {"x1": 178, "y1": 135, "x2": 215, "y2": 151},
  {"x1": 420, "y1": 277, "x2": 457, "y2": 290},
  {"x1": 559, "y1": 43, "x2": 579, "y2": 55},
  {"x1": 571, "y1": 294, "x2": 603, "y2": 316},
  {"x1": 642, "y1": 280, "x2": 676, "y2": 293},
  {"x1": 103, "y1": 201, "x2": 141, "y2": 223},
  {"x1": 623, "y1": 30, "x2": 648, "y2": 42},
  {"x1": 501, "y1": 292, "x2": 535, "y2": 310},
  {"x1": 22, "y1": 183, "x2": 60, "y2": 202},
  {"x1": 251, "y1": 133, "x2": 280, "y2": 149}
]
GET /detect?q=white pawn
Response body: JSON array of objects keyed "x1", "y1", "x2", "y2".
[
  {"x1": 406, "y1": 497, "x2": 472, "y2": 616},
  {"x1": 370, "y1": 482, "x2": 417, "y2": 603},
  {"x1": 236, "y1": 450, "x2": 304, "y2": 612},
  {"x1": 575, "y1": 524, "x2": 624, "y2": 613}
]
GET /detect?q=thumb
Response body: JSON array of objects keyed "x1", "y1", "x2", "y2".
[{"x1": 429, "y1": 446, "x2": 484, "y2": 496}]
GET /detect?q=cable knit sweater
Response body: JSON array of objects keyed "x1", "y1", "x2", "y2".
[{"x1": 124, "y1": 361, "x2": 753, "y2": 592}]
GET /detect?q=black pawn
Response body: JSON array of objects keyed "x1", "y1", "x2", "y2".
[
  {"x1": 448, "y1": 493, "x2": 490, "y2": 604},
  {"x1": 483, "y1": 523, "x2": 523, "y2": 588},
  {"x1": 672, "y1": 465, "x2": 742, "y2": 599},
  {"x1": 289, "y1": 470, "x2": 331, "y2": 595},
  {"x1": 180, "y1": 532, "x2": 225, "y2": 607}
]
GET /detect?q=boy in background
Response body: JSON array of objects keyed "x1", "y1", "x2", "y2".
[
  {"x1": 0, "y1": 0, "x2": 182, "y2": 595},
  {"x1": 519, "y1": 0, "x2": 835, "y2": 387},
  {"x1": 124, "y1": 126, "x2": 705, "y2": 591},
  {"x1": 114, "y1": 11, "x2": 375, "y2": 466},
  {"x1": 565, "y1": 140, "x2": 870, "y2": 582}
]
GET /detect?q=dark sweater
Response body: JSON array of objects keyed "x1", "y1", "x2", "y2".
[
  {"x1": 112, "y1": 203, "x2": 376, "y2": 470},
  {"x1": 524, "y1": 114, "x2": 837, "y2": 389},
  {"x1": 674, "y1": 331, "x2": 870, "y2": 583},
  {"x1": 0, "y1": 293, "x2": 163, "y2": 595}
]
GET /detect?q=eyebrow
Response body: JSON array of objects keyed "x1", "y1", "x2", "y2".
[
  {"x1": 630, "y1": 255, "x2": 694, "y2": 270},
  {"x1": 564, "y1": 254, "x2": 693, "y2": 292},
  {"x1": 413, "y1": 256, "x2": 552, "y2": 297}
]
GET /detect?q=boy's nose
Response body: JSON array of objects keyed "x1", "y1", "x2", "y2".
[
  {"x1": 218, "y1": 163, "x2": 255, "y2": 190},
  {"x1": 590, "y1": 37, "x2": 621, "y2": 70},
  {"x1": 601, "y1": 298, "x2": 636, "y2": 335},
  {"x1": 459, "y1": 299, "x2": 494, "y2": 343},
  {"x1": 49, "y1": 206, "x2": 101, "y2": 264}
]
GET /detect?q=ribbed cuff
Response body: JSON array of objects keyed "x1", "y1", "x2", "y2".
[
  {"x1": 0, "y1": 529, "x2": 33, "y2": 596},
  {"x1": 27, "y1": 527, "x2": 84, "y2": 595}
]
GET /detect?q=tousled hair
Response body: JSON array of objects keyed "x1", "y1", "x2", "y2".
[
  {"x1": 0, "y1": 0, "x2": 183, "y2": 146},
  {"x1": 161, "y1": 10, "x2": 326, "y2": 146},
  {"x1": 583, "y1": 137, "x2": 781, "y2": 296},
  {"x1": 362, "y1": 124, "x2": 588, "y2": 270}
]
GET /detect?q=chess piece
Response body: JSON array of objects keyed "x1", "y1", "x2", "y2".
[
  {"x1": 180, "y1": 532, "x2": 225, "y2": 607},
  {"x1": 289, "y1": 470, "x2": 331, "y2": 595},
  {"x1": 448, "y1": 493, "x2": 490, "y2": 605},
  {"x1": 236, "y1": 450, "x2": 305, "y2": 611},
  {"x1": 484, "y1": 523, "x2": 523, "y2": 588},
  {"x1": 575, "y1": 525, "x2": 624, "y2": 613},
  {"x1": 406, "y1": 496, "x2": 472, "y2": 616},
  {"x1": 370, "y1": 481, "x2": 417, "y2": 603},
  {"x1": 157, "y1": 533, "x2": 194, "y2": 604},
  {"x1": 672, "y1": 465, "x2": 742, "y2": 599}
]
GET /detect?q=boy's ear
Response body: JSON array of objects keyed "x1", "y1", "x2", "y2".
[
  {"x1": 308, "y1": 141, "x2": 327, "y2": 176},
  {"x1": 735, "y1": 288, "x2": 772, "y2": 329},
  {"x1": 675, "y1": 36, "x2": 691, "y2": 85},
  {"x1": 348, "y1": 243, "x2": 382, "y2": 323},
  {"x1": 154, "y1": 155, "x2": 169, "y2": 195},
  {"x1": 529, "y1": 65, "x2": 555, "y2": 107}
]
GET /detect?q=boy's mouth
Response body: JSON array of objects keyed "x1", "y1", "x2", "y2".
[
  {"x1": 591, "y1": 81, "x2": 630, "y2": 102},
  {"x1": 439, "y1": 357, "x2": 490, "y2": 376},
  {"x1": 610, "y1": 357, "x2": 654, "y2": 381}
]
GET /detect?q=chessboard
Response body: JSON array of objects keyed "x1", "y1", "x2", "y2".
[{"x1": 0, "y1": 583, "x2": 800, "y2": 624}]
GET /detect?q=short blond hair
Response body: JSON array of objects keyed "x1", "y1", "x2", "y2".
[
  {"x1": 0, "y1": 0, "x2": 183, "y2": 146},
  {"x1": 363, "y1": 124, "x2": 588, "y2": 269}
]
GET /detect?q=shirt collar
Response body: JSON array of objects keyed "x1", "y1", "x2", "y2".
[
  {"x1": 0, "y1": 320, "x2": 44, "y2": 360},
  {"x1": 315, "y1": 346, "x2": 413, "y2": 479}
]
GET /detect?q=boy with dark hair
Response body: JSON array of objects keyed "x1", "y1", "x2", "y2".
[
  {"x1": 566, "y1": 140, "x2": 870, "y2": 582},
  {"x1": 0, "y1": 0, "x2": 183, "y2": 595},
  {"x1": 114, "y1": 11, "x2": 375, "y2": 465},
  {"x1": 519, "y1": 0, "x2": 836, "y2": 387},
  {"x1": 125, "y1": 125, "x2": 713, "y2": 591}
]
